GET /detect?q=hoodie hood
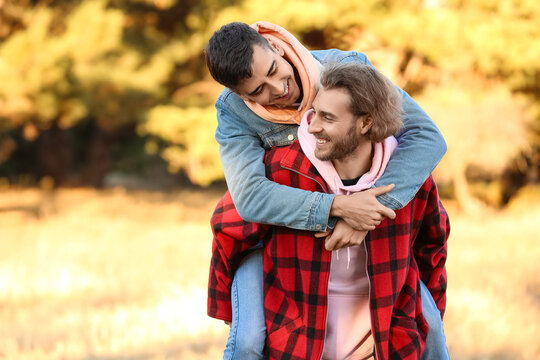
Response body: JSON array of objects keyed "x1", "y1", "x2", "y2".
[{"x1": 298, "y1": 109, "x2": 397, "y2": 195}]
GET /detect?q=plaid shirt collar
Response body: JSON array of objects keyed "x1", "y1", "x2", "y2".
[{"x1": 280, "y1": 141, "x2": 329, "y2": 192}]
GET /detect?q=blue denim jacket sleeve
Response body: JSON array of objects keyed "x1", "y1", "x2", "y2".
[
  {"x1": 215, "y1": 95, "x2": 335, "y2": 231},
  {"x1": 361, "y1": 55, "x2": 447, "y2": 208},
  {"x1": 375, "y1": 87, "x2": 447, "y2": 208}
]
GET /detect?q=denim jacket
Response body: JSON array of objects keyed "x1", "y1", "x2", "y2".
[{"x1": 215, "y1": 49, "x2": 446, "y2": 231}]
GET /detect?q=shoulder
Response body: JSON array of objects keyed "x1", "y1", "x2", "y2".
[
  {"x1": 310, "y1": 49, "x2": 368, "y2": 65},
  {"x1": 216, "y1": 87, "x2": 244, "y2": 111},
  {"x1": 214, "y1": 87, "x2": 261, "y2": 131}
]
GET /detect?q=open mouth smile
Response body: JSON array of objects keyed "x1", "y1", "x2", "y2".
[
  {"x1": 276, "y1": 80, "x2": 291, "y2": 101},
  {"x1": 315, "y1": 136, "x2": 330, "y2": 146}
]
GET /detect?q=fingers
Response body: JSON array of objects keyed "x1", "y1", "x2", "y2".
[
  {"x1": 348, "y1": 217, "x2": 382, "y2": 231},
  {"x1": 369, "y1": 183, "x2": 395, "y2": 196},
  {"x1": 370, "y1": 213, "x2": 388, "y2": 226},
  {"x1": 379, "y1": 206, "x2": 396, "y2": 220},
  {"x1": 315, "y1": 230, "x2": 332, "y2": 238},
  {"x1": 326, "y1": 236, "x2": 357, "y2": 251},
  {"x1": 325, "y1": 233, "x2": 337, "y2": 251},
  {"x1": 325, "y1": 230, "x2": 345, "y2": 251},
  {"x1": 355, "y1": 230, "x2": 368, "y2": 245},
  {"x1": 326, "y1": 239, "x2": 346, "y2": 251},
  {"x1": 332, "y1": 231, "x2": 368, "y2": 250},
  {"x1": 369, "y1": 186, "x2": 396, "y2": 220},
  {"x1": 325, "y1": 231, "x2": 368, "y2": 251}
]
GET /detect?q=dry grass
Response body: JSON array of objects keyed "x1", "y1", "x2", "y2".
[
  {"x1": 443, "y1": 204, "x2": 540, "y2": 360},
  {"x1": 0, "y1": 187, "x2": 538, "y2": 359},
  {"x1": 0, "y1": 187, "x2": 230, "y2": 360}
]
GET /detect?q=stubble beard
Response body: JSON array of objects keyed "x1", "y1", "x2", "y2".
[{"x1": 314, "y1": 124, "x2": 359, "y2": 162}]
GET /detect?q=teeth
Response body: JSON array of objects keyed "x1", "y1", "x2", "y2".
[
  {"x1": 280, "y1": 82, "x2": 289, "y2": 97},
  {"x1": 316, "y1": 138, "x2": 328, "y2": 144}
]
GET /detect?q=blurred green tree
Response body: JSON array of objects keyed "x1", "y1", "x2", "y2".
[
  {"x1": 0, "y1": 0, "x2": 538, "y2": 201},
  {"x1": 0, "y1": 0, "x2": 235, "y2": 186}
]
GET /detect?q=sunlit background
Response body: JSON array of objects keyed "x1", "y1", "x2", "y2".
[{"x1": 0, "y1": 0, "x2": 539, "y2": 359}]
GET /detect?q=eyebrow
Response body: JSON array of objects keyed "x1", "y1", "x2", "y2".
[
  {"x1": 318, "y1": 110, "x2": 335, "y2": 119},
  {"x1": 320, "y1": 111, "x2": 336, "y2": 118},
  {"x1": 247, "y1": 60, "x2": 276, "y2": 96}
]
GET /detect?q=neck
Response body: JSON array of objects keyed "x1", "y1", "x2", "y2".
[{"x1": 332, "y1": 141, "x2": 373, "y2": 180}]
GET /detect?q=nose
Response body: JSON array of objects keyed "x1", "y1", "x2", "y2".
[
  {"x1": 269, "y1": 78, "x2": 284, "y2": 97},
  {"x1": 307, "y1": 113, "x2": 322, "y2": 134}
]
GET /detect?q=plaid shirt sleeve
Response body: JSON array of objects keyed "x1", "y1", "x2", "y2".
[
  {"x1": 207, "y1": 190, "x2": 271, "y2": 321},
  {"x1": 413, "y1": 176, "x2": 450, "y2": 318},
  {"x1": 367, "y1": 176, "x2": 449, "y2": 360}
]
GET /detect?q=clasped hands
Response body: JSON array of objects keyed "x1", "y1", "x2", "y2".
[{"x1": 319, "y1": 184, "x2": 396, "y2": 251}]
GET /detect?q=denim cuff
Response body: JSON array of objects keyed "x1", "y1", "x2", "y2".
[
  {"x1": 376, "y1": 192, "x2": 405, "y2": 211},
  {"x1": 308, "y1": 193, "x2": 335, "y2": 231},
  {"x1": 327, "y1": 217, "x2": 338, "y2": 229}
]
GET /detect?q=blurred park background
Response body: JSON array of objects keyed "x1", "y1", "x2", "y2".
[{"x1": 0, "y1": 0, "x2": 539, "y2": 359}]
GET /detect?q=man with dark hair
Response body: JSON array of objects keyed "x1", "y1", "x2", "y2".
[
  {"x1": 210, "y1": 62, "x2": 450, "y2": 359},
  {"x1": 205, "y1": 21, "x2": 448, "y2": 360}
]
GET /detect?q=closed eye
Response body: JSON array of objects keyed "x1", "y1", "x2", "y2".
[
  {"x1": 321, "y1": 112, "x2": 335, "y2": 122},
  {"x1": 269, "y1": 63, "x2": 277, "y2": 76},
  {"x1": 251, "y1": 87, "x2": 263, "y2": 96},
  {"x1": 248, "y1": 61, "x2": 278, "y2": 96}
]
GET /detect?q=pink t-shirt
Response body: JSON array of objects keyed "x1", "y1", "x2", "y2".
[{"x1": 298, "y1": 109, "x2": 397, "y2": 359}]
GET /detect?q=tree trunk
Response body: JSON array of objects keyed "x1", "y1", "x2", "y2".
[{"x1": 453, "y1": 169, "x2": 483, "y2": 213}]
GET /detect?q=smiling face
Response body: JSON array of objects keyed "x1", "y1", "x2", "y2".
[
  {"x1": 233, "y1": 44, "x2": 302, "y2": 107},
  {"x1": 308, "y1": 87, "x2": 371, "y2": 162}
]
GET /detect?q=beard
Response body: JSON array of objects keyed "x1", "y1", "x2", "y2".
[{"x1": 314, "y1": 123, "x2": 359, "y2": 161}]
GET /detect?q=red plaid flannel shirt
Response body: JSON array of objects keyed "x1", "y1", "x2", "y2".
[{"x1": 208, "y1": 141, "x2": 449, "y2": 360}]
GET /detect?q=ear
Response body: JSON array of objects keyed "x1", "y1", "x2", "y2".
[
  {"x1": 266, "y1": 38, "x2": 285, "y2": 56},
  {"x1": 359, "y1": 115, "x2": 373, "y2": 135}
]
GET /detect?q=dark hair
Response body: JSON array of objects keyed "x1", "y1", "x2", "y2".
[
  {"x1": 320, "y1": 63, "x2": 403, "y2": 142},
  {"x1": 205, "y1": 22, "x2": 271, "y2": 89}
]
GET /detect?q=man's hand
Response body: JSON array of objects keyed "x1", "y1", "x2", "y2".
[
  {"x1": 317, "y1": 220, "x2": 368, "y2": 251},
  {"x1": 329, "y1": 184, "x2": 396, "y2": 231}
]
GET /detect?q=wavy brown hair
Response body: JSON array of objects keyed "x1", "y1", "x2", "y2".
[{"x1": 320, "y1": 63, "x2": 403, "y2": 142}]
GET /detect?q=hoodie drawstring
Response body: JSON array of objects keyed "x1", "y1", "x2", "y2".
[{"x1": 335, "y1": 248, "x2": 352, "y2": 270}]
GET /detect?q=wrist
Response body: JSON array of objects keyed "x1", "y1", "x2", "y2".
[{"x1": 330, "y1": 195, "x2": 346, "y2": 218}]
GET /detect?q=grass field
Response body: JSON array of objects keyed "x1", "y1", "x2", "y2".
[{"x1": 0, "y1": 187, "x2": 539, "y2": 359}]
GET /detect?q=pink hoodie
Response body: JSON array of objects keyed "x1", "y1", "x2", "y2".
[{"x1": 298, "y1": 109, "x2": 397, "y2": 360}]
